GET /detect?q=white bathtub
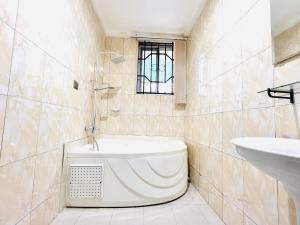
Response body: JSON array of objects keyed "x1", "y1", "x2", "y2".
[{"x1": 65, "y1": 135, "x2": 188, "y2": 207}]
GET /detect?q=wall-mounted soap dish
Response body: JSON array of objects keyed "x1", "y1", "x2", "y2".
[
  {"x1": 99, "y1": 110, "x2": 120, "y2": 120},
  {"x1": 94, "y1": 84, "x2": 121, "y2": 93},
  {"x1": 258, "y1": 81, "x2": 300, "y2": 104}
]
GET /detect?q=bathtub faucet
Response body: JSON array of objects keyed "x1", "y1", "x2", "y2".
[{"x1": 85, "y1": 126, "x2": 100, "y2": 151}]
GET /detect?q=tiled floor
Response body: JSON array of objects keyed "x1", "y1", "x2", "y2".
[{"x1": 51, "y1": 185, "x2": 225, "y2": 225}]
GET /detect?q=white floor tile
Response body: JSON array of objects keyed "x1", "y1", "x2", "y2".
[
  {"x1": 172, "y1": 205, "x2": 210, "y2": 225},
  {"x1": 170, "y1": 185, "x2": 207, "y2": 207},
  {"x1": 50, "y1": 184, "x2": 224, "y2": 225},
  {"x1": 143, "y1": 205, "x2": 177, "y2": 225},
  {"x1": 50, "y1": 210, "x2": 83, "y2": 225},
  {"x1": 110, "y1": 208, "x2": 143, "y2": 225},
  {"x1": 199, "y1": 205, "x2": 225, "y2": 225},
  {"x1": 75, "y1": 212, "x2": 113, "y2": 225}
]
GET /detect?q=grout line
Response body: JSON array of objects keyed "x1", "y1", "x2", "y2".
[
  {"x1": 0, "y1": 0, "x2": 20, "y2": 162},
  {"x1": 0, "y1": 14, "x2": 16, "y2": 31},
  {"x1": 169, "y1": 203, "x2": 179, "y2": 225},
  {"x1": 0, "y1": 148, "x2": 60, "y2": 168},
  {"x1": 29, "y1": 156, "x2": 38, "y2": 213},
  {"x1": 13, "y1": 29, "x2": 76, "y2": 76},
  {"x1": 276, "y1": 180, "x2": 280, "y2": 225},
  {"x1": 73, "y1": 210, "x2": 85, "y2": 225},
  {"x1": 108, "y1": 208, "x2": 114, "y2": 225},
  {"x1": 14, "y1": 193, "x2": 54, "y2": 225},
  {"x1": 142, "y1": 207, "x2": 144, "y2": 225}
]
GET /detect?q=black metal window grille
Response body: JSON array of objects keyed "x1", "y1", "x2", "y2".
[{"x1": 137, "y1": 41, "x2": 174, "y2": 95}]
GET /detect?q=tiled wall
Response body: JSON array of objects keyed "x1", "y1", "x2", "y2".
[
  {"x1": 1, "y1": 0, "x2": 299, "y2": 225},
  {"x1": 186, "y1": 0, "x2": 299, "y2": 225},
  {"x1": 98, "y1": 37, "x2": 185, "y2": 137},
  {"x1": 0, "y1": 0, "x2": 105, "y2": 224}
]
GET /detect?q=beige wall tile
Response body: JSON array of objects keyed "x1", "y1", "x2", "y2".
[
  {"x1": 134, "y1": 94, "x2": 147, "y2": 115},
  {"x1": 275, "y1": 104, "x2": 300, "y2": 139},
  {"x1": 222, "y1": 111, "x2": 242, "y2": 158},
  {"x1": 278, "y1": 182, "x2": 297, "y2": 225},
  {"x1": 120, "y1": 94, "x2": 134, "y2": 114},
  {"x1": 243, "y1": 161, "x2": 278, "y2": 225},
  {"x1": 199, "y1": 114, "x2": 210, "y2": 146},
  {"x1": 222, "y1": 66, "x2": 242, "y2": 111},
  {"x1": 222, "y1": 0, "x2": 243, "y2": 32},
  {"x1": 1, "y1": 97, "x2": 41, "y2": 165},
  {"x1": 190, "y1": 144, "x2": 200, "y2": 172},
  {"x1": 208, "y1": 149, "x2": 223, "y2": 192},
  {"x1": 133, "y1": 115, "x2": 147, "y2": 135},
  {"x1": 37, "y1": 104, "x2": 62, "y2": 153},
  {"x1": 190, "y1": 166, "x2": 199, "y2": 190},
  {"x1": 198, "y1": 174, "x2": 209, "y2": 203},
  {"x1": 222, "y1": 154, "x2": 243, "y2": 209},
  {"x1": 0, "y1": 157, "x2": 35, "y2": 225},
  {"x1": 209, "y1": 113, "x2": 222, "y2": 150},
  {"x1": 124, "y1": 38, "x2": 137, "y2": 56},
  {"x1": 42, "y1": 56, "x2": 66, "y2": 105},
  {"x1": 146, "y1": 115, "x2": 160, "y2": 136},
  {"x1": 223, "y1": 197, "x2": 244, "y2": 225},
  {"x1": 30, "y1": 194, "x2": 59, "y2": 225},
  {"x1": 119, "y1": 115, "x2": 134, "y2": 135},
  {"x1": 9, "y1": 34, "x2": 46, "y2": 101},
  {"x1": 106, "y1": 115, "x2": 121, "y2": 134},
  {"x1": 0, "y1": 0, "x2": 18, "y2": 28},
  {"x1": 199, "y1": 145, "x2": 211, "y2": 179},
  {"x1": 209, "y1": 76, "x2": 223, "y2": 113},
  {"x1": 0, "y1": 20, "x2": 14, "y2": 95},
  {"x1": 172, "y1": 116, "x2": 185, "y2": 137},
  {"x1": 159, "y1": 116, "x2": 173, "y2": 136},
  {"x1": 160, "y1": 95, "x2": 174, "y2": 116},
  {"x1": 242, "y1": 48, "x2": 274, "y2": 109},
  {"x1": 121, "y1": 74, "x2": 136, "y2": 95},
  {"x1": 242, "y1": 107, "x2": 275, "y2": 137},
  {"x1": 0, "y1": 94, "x2": 6, "y2": 150},
  {"x1": 244, "y1": 215, "x2": 259, "y2": 225},
  {"x1": 198, "y1": 85, "x2": 210, "y2": 114},
  {"x1": 146, "y1": 95, "x2": 160, "y2": 115},
  {"x1": 240, "y1": 0, "x2": 271, "y2": 60},
  {"x1": 209, "y1": 184, "x2": 223, "y2": 219},
  {"x1": 16, "y1": 215, "x2": 31, "y2": 225},
  {"x1": 32, "y1": 151, "x2": 59, "y2": 208},
  {"x1": 110, "y1": 38, "x2": 124, "y2": 55}
]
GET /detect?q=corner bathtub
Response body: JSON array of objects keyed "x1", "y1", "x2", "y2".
[{"x1": 66, "y1": 136, "x2": 188, "y2": 207}]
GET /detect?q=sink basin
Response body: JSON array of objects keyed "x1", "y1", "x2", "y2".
[{"x1": 232, "y1": 137, "x2": 300, "y2": 224}]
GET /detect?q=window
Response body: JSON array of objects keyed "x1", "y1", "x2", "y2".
[{"x1": 137, "y1": 41, "x2": 174, "y2": 95}]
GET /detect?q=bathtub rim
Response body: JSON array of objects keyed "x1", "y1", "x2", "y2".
[{"x1": 67, "y1": 135, "x2": 187, "y2": 158}]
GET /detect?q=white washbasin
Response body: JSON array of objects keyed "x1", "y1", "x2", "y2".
[{"x1": 232, "y1": 137, "x2": 300, "y2": 224}]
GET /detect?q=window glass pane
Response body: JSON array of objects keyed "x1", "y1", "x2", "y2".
[
  {"x1": 165, "y1": 58, "x2": 173, "y2": 81},
  {"x1": 159, "y1": 56, "x2": 165, "y2": 82}
]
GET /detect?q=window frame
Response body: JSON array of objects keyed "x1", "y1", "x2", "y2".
[{"x1": 136, "y1": 41, "x2": 174, "y2": 95}]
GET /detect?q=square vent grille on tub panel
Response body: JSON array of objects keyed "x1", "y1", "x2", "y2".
[{"x1": 69, "y1": 164, "x2": 104, "y2": 199}]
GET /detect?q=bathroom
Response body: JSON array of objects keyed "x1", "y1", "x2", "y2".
[{"x1": 0, "y1": 0, "x2": 300, "y2": 224}]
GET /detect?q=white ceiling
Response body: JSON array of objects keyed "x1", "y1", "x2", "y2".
[
  {"x1": 271, "y1": 0, "x2": 300, "y2": 36},
  {"x1": 91, "y1": 0, "x2": 206, "y2": 37}
]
